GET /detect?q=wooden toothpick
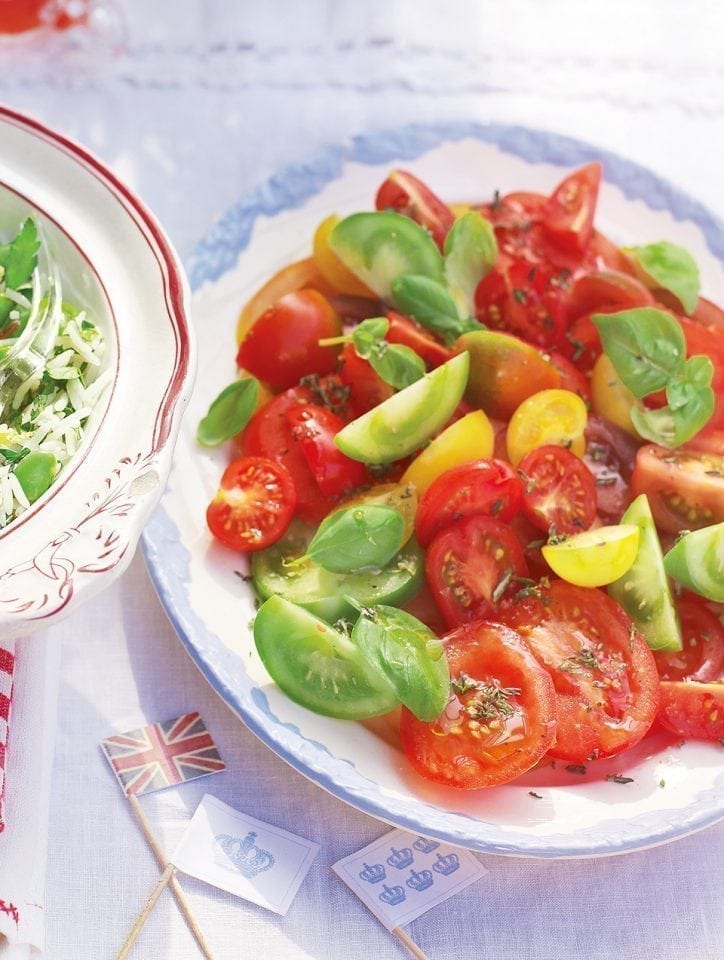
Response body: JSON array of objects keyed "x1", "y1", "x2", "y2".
[
  {"x1": 127, "y1": 793, "x2": 214, "y2": 959},
  {"x1": 116, "y1": 862, "x2": 175, "y2": 960},
  {"x1": 393, "y1": 926, "x2": 431, "y2": 960}
]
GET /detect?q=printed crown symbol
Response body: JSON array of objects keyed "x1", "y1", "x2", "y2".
[
  {"x1": 406, "y1": 868, "x2": 434, "y2": 892},
  {"x1": 379, "y1": 883, "x2": 406, "y2": 906},
  {"x1": 386, "y1": 846, "x2": 414, "y2": 870},
  {"x1": 413, "y1": 837, "x2": 440, "y2": 854},
  {"x1": 432, "y1": 852, "x2": 460, "y2": 876},
  {"x1": 214, "y1": 831, "x2": 275, "y2": 878},
  {"x1": 359, "y1": 862, "x2": 386, "y2": 884}
]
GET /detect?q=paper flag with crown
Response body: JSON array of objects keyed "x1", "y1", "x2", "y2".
[
  {"x1": 333, "y1": 827, "x2": 487, "y2": 934},
  {"x1": 171, "y1": 794, "x2": 319, "y2": 915}
]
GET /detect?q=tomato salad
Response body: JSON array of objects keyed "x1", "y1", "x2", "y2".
[{"x1": 199, "y1": 164, "x2": 724, "y2": 790}]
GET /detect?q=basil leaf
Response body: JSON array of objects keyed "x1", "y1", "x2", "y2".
[
  {"x1": 368, "y1": 342, "x2": 425, "y2": 390},
  {"x1": 630, "y1": 405, "x2": 677, "y2": 447},
  {"x1": 626, "y1": 241, "x2": 700, "y2": 315},
  {"x1": 631, "y1": 357, "x2": 714, "y2": 448},
  {"x1": 351, "y1": 604, "x2": 449, "y2": 722},
  {"x1": 592, "y1": 307, "x2": 686, "y2": 398},
  {"x1": 391, "y1": 274, "x2": 483, "y2": 345},
  {"x1": 0, "y1": 446, "x2": 30, "y2": 465},
  {"x1": 0, "y1": 219, "x2": 40, "y2": 290},
  {"x1": 351, "y1": 317, "x2": 389, "y2": 359},
  {"x1": 443, "y1": 210, "x2": 497, "y2": 317},
  {"x1": 304, "y1": 504, "x2": 405, "y2": 574},
  {"x1": 197, "y1": 377, "x2": 259, "y2": 447}
]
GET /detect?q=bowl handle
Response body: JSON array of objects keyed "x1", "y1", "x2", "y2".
[{"x1": 0, "y1": 451, "x2": 163, "y2": 637}]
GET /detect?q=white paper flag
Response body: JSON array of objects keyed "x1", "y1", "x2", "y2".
[
  {"x1": 333, "y1": 828, "x2": 487, "y2": 931},
  {"x1": 171, "y1": 794, "x2": 319, "y2": 915}
]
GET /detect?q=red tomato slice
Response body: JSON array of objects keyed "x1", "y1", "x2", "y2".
[
  {"x1": 375, "y1": 170, "x2": 455, "y2": 250},
  {"x1": 241, "y1": 387, "x2": 336, "y2": 524},
  {"x1": 560, "y1": 314, "x2": 603, "y2": 373},
  {"x1": 543, "y1": 163, "x2": 602, "y2": 255},
  {"x1": 631, "y1": 443, "x2": 724, "y2": 534},
  {"x1": 588, "y1": 230, "x2": 638, "y2": 274},
  {"x1": 415, "y1": 459, "x2": 524, "y2": 548},
  {"x1": 475, "y1": 259, "x2": 569, "y2": 350},
  {"x1": 657, "y1": 681, "x2": 724, "y2": 741},
  {"x1": 583, "y1": 415, "x2": 639, "y2": 523},
  {"x1": 654, "y1": 594, "x2": 724, "y2": 682},
  {"x1": 206, "y1": 457, "x2": 296, "y2": 552},
  {"x1": 503, "y1": 580, "x2": 660, "y2": 761},
  {"x1": 385, "y1": 310, "x2": 452, "y2": 367},
  {"x1": 338, "y1": 342, "x2": 394, "y2": 417},
  {"x1": 678, "y1": 314, "x2": 724, "y2": 431},
  {"x1": 237, "y1": 289, "x2": 342, "y2": 391},
  {"x1": 518, "y1": 445, "x2": 597, "y2": 535},
  {"x1": 425, "y1": 515, "x2": 529, "y2": 628},
  {"x1": 565, "y1": 270, "x2": 655, "y2": 324},
  {"x1": 284, "y1": 403, "x2": 366, "y2": 498},
  {"x1": 399, "y1": 620, "x2": 557, "y2": 789}
]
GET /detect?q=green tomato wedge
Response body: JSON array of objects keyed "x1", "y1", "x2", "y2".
[
  {"x1": 608, "y1": 494, "x2": 682, "y2": 652},
  {"x1": 335, "y1": 352, "x2": 470, "y2": 463},
  {"x1": 664, "y1": 522, "x2": 724, "y2": 603},
  {"x1": 254, "y1": 596, "x2": 399, "y2": 720},
  {"x1": 328, "y1": 211, "x2": 444, "y2": 300},
  {"x1": 251, "y1": 521, "x2": 424, "y2": 623},
  {"x1": 351, "y1": 604, "x2": 449, "y2": 722}
]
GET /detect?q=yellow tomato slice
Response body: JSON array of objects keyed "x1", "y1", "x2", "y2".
[
  {"x1": 338, "y1": 481, "x2": 418, "y2": 546},
  {"x1": 542, "y1": 524, "x2": 640, "y2": 587},
  {"x1": 236, "y1": 258, "x2": 336, "y2": 344},
  {"x1": 506, "y1": 389, "x2": 588, "y2": 467},
  {"x1": 401, "y1": 410, "x2": 494, "y2": 496},
  {"x1": 312, "y1": 214, "x2": 377, "y2": 298},
  {"x1": 591, "y1": 353, "x2": 640, "y2": 438}
]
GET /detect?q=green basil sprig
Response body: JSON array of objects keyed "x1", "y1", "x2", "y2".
[
  {"x1": 443, "y1": 210, "x2": 498, "y2": 317},
  {"x1": 320, "y1": 317, "x2": 425, "y2": 390},
  {"x1": 592, "y1": 307, "x2": 714, "y2": 447},
  {"x1": 197, "y1": 376, "x2": 259, "y2": 447},
  {"x1": 351, "y1": 603, "x2": 450, "y2": 721},
  {"x1": 297, "y1": 504, "x2": 405, "y2": 574},
  {"x1": 624, "y1": 241, "x2": 700, "y2": 315},
  {"x1": 391, "y1": 275, "x2": 484, "y2": 346}
]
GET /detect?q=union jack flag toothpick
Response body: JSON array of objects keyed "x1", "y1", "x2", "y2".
[{"x1": 101, "y1": 712, "x2": 225, "y2": 797}]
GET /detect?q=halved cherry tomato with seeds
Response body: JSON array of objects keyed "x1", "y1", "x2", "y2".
[
  {"x1": 631, "y1": 444, "x2": 724, "y2": 534},
  {"x1": 415, "y1": 459, "x2": 523, "y2": 547},
  {"x1": 425, "y1": 515, "x2": 529, "y2": 628},
  {"x1": 657, "y1": 682, "x2": 724, "y2": 741},
  {"x1": 543, "y1": 163, "x2": 602, "y2": 255},
  {"x1": 206, "y1": 457, "x2": 296, "y2": 552},
  {"x1": 654, "y1": 594, "x2": 724, "y2": 683},
  {"x1": 399, "y1": 620, "x2": 557, "y2": 789},
  {"x1": 518, "y1": 445, "x2": 597, "y2": 535},
  {"x1": 503, "y1": 580, "x2": 660, "y2": 761},
  {"x1": 376, "y1": 169, "x2": 455, "y2": 250}
]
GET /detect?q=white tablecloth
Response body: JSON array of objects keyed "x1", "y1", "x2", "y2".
[{"x1": 1, "y1": 3, "x2": 723, "y2": 957}]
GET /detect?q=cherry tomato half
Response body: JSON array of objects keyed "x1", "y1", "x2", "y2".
[
  {"x1": 426, "y1": 515, "x2": 529, "y2": 628},
  {"x1": 654, "y1": 595, "x2": 724, "y2": 683},
  {"x1": 657, "y1": 681, "x2": 724, "y2": 741},
  {"x1": 518, "y1": 445, "x2": 597, "y2": 535},
  {"x1": 206, "y1": 456, "x2": 296, "y2": 552},
  {"x1": 415, "y1": 459, "x2": 523, "y2": 547},
  {"x1": 284, "y1": 403, "x2": 367, "y2": 498},
  {"x1": 543, "y1": 163, "x2": 602, "y2": 255},
  {"x1": 631, "y1": 444, "x2": 724, "y2": 534},
  {"x1": 582, "y1": 415, "x2": 639, "y2": 523},
  {"x1": 565, "y1": 270, "x2": 655, "y2": 324},
  {"x1": 399, "y1": 620, "x2": 557, "y2": 789},
  {"x1": 375, "y1": 170, "x2": 455, "y2": 250},
  {"x1": 504, "y1": 580, "x2": 660, "y2": 761},
  {"x1": 386, "y1": 310, "x2": 452, "y2": 367},
  {"x1": 237, "y1": 289, "x2": 342, "y2": 391}
]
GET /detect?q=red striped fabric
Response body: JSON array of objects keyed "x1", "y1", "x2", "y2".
[{"x1": 0, "y1": 642, "x2": 15, "y2": 832}]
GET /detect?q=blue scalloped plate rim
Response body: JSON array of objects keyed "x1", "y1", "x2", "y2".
[{"x1": 142, "y1": 122, "x2": 724, "y2": 859}]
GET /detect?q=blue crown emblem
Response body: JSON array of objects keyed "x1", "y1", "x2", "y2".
[
  {"x1": 379, "y1": 883, "x2": 406, "y2": 906},
  {"x1": 386, "y1": 846, "x2": 414, "y2": 870},
  {"x1": 359, "y1": 862, "x2": 386, "y2": 884},
  {"x1": 214, "y1": 832, "x2": 275, "y2": 878},
  {"x1": 413, "y1": 837, "x2": 440, "y2": 854},
  {"x1": 406, "y1": 868, "x2": 434, "y2": 892},
  {"x1": 432, "y1": 852, "x2": 460, "y2": 876}
]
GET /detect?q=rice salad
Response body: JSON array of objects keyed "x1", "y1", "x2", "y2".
[{"x1": 0, "y1": 217, "x2": 110, "y2": 529}]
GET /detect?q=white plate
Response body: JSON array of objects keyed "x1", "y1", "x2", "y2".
[
  {"x1": 143, "y1": 124, "x2": 724, "y2": 858},
  {"x1": 0, "y1": 106, "x2": 194, "y2": 638}
]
